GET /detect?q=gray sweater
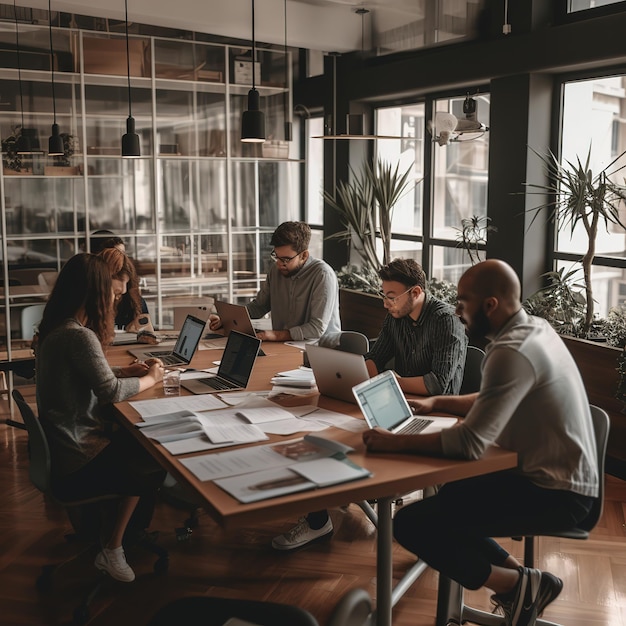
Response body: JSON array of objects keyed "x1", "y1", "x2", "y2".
[
  {"x1": 36, "y1": 318, "x2": 140, "y2": 477},
  {"x1": 246, "y1": 256, "x2": 341, "y2": 341}
]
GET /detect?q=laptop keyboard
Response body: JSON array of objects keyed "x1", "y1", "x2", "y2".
[
  {"x1": 397, "y1": 418, "x2": 433, "y2": 435},
  {"x1": 199, "y1": 377, "x2": 234, "y2": 390}
]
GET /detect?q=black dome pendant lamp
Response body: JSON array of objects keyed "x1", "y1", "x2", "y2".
[
  {"x1": 121, "y1": 0, "x2": 140, "y2": 157},
  {"x1": 241, "y1": 0, "x2": 265, "y2": 143},
  {"x1": 47, "y1": 0, "x2": 64, "y2": 156}
]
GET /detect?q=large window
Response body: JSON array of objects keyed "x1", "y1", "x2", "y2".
[
  {"x1": 375, "y1": 93, "x2": 490, "y2": 282},
  {"x1": 558, "y1": 76, "x2": 626, "y2": 315}
]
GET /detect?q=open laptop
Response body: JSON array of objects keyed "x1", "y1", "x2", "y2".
[
  {"x1": 352, "y1": 370, "x2": 458, "y2": 434},
  {"x1": 128, "y1": 314, "x2": 206, "y2": 365},
  {"x1": 182, "y1": 330, "x2": 262, "y2": 394},
  {"x1": 211, "y1": 301, "x2": 266, "y2": 356},
  {"x1": 305, "y1": 344, "x2": 370, "y2": 404}
]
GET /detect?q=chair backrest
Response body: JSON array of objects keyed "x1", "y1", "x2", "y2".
[
  {"x1": 11, "y1": 389, "x2": 52, "y2": 495},
  {"x1": 327, "y1": 588, "x2": 372, "y2": 626},
  {"x1": 578, "y1": 404, "x2": 610, "y2": 532},
  {"x1": 459, "y1": 345, "x2": 485, "y2": 395},
  {"x1": 337, "y1": 331, "x2": 369, "y2": 356},
  {"x1": 20, "y1": 303, "x2": 46, "y2": 340}
]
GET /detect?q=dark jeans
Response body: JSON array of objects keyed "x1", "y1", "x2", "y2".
[
  {"x1": 54, "y1": 429, "x2": 166, "y2": 502},
  {"x1": 393, "y1": 470, "x2": 595, "y2": 590}
]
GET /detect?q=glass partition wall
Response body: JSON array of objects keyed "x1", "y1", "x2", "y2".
[{"x1": 0, "y1": 18, "x2": 298, "y2": 351}]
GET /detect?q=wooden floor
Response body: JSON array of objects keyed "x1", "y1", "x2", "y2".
[{"x1": 3, "y1": 408, "x2": 626, "y2": 626}]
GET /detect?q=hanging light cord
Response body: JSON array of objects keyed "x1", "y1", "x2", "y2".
[
  {"x1": 283, "y1": 0, "x2": 288, "y2": 123},
  {"x1": 48, "y1": 0, "x2": 56, "y2": 124},
  {"x1": 125, "y1": 0, "x2": 132, "y2": 119},
  {"x1": 251, "y1": 0, "x2": 256, "y2": 91},
  {"x1": 13, "y1": 0, "x2": 25, "y2": 132}
]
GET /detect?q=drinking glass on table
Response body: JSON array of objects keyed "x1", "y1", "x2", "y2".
[{"x1": 163, "y1": 368, "x2": 181, "y2": 396}]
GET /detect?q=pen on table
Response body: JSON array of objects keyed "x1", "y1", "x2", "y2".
[
  {"x1": 299, "y1": 407, "x2": 320, "y2": 417},
  {"x1": 249, "y1": 476, "x2": 307, "y2": 491}
]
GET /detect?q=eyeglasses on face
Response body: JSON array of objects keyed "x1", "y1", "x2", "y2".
[
  {"x1": 270, "y1": 250, "x2": 302, "y2": 264},
  {"x1": 379, "y1": 286, "x2": 415, "y2": 304}
]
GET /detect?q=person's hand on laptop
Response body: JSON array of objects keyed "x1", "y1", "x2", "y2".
[
  {"x1": 208, "y1": 314, "x2": 222, "y2": 331},
  {"x1": 407, "y1": 397, "x2": 436, "y2": 414}
]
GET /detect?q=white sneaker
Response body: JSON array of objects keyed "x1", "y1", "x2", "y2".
[
  {"x1": 271, "y1": 517, "x2": 333, "y2": 551},
  {"x1": 94, "y1": 546, "x2": 136, "y2": 582}
]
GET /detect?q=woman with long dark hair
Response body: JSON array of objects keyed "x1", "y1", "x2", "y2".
[{"x1": 36, "y1": 253, "x2": 164, "y2": 583}]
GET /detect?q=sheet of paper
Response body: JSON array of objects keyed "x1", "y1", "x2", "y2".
[
  {"x1": 135, "y1": 409, "x2": 195, "y2": 427},
  {"x1": 195, "y1": 410, "x2": 268, "y2": 444},
  {"x1": 273, "y1": 367, "x2": 314, "y2": 379},
  {"x1": 180, "y1": 442, "x2": 299, "y2": 481},
  {"x1": 214, "y1": 467, "x2": 314, "y2": 503},
  {"x1": 236, "y1": 406, "x2": 296, "y2": 424},
  {"x1": 162, "y1": 435, "x2": 238, "y2": 455},
  {"x1": 129, "y1": 394, "x2": 227, "y2": 417}
]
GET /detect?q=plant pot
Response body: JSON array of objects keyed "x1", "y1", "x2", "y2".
[
  {"x1": 561, "y1": 335, "x2": 626, "y2": 477},
  {"x1": 339, "y1": 288, "x2": 387, "y2": 340}
]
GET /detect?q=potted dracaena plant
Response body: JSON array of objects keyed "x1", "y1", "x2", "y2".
[{"x1": 323, "y1": 157, "x2": 415, "y2": 337}]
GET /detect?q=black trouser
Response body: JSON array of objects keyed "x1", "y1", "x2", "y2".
[{"x1": 393, "y1": 470, "x2": 595, "y2": 590}]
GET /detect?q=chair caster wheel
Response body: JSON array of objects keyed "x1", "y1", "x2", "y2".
[
  {"x1": 73, "y1": 604, "x2": 90, "y2": 625},
  {"x1": 154, "y1": 556, "x2": 169, "y2": 575}
]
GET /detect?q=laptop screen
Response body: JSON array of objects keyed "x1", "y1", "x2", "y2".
[
  {"x1": 218, "y1": 330, "x2": 261, "y2": 386},
  {"x1": 173, "y1": 315, "x2": 206, "y2": 361},
  {"x1": 352, "y1": 370, "x2": 413, "y2": 430}
]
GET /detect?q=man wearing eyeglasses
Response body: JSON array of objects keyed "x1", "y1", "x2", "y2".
[
  {"x1": 365, "y1": 258, "x2": 468, "y2": 396},
  {"x1": 272, "y1": 258, "x2": 467, "y2": 551},
  {"x1": 208, "y1": 221, "x2": 341, "y2": 342}
]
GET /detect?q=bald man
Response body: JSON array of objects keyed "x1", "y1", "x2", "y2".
[{"x1": 363, "y1": 260, "x2": 599, "y2": 626}]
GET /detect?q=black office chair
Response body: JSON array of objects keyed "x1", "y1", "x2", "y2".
[
  {"x1": 147, "y1": 587, "x2": 372, "y2": 626},
  {"x1": 1, "y1": 357, "x2": 36, "y2": 429},
  {"x1": 438, "y1": 404, "x2": 610, "y2": 626},
  {"x1": 13, "y1": 389, "x2": 169, "y2": 625},
  {"x1": 337, "y1": 330, "x2": 369, "y2": 356}
]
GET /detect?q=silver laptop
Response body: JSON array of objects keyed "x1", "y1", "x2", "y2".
[
  {"x1": 173, "y1": 306, "x2": 211, "y2": 330},
  {"x1": 212, "y1": 301, "x2": 266, "y2": 355},
  {"x1": 128, "y1": 314, "x2": 206, "y2": 365},
  {"x1": 352, "y1": 370, "x2": 458, "y2": 434},
  {"x1": 215, "y1": 301, "x2": 259, "y2": 337},
  {"x1": 182, "y1": 330, "x2": 262, "y2": 394},
  {"x1": 306, "y1": 344, "x2": 370, "y2": 404}
]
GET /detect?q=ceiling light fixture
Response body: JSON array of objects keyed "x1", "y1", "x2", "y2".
[
  {"x1": 13, "y1": 0, "x2": 40, "y2": 155},
  {"x1": 314, "y1": 9, "x2": 407, "y2": 141},
  {"x1": 121, "y1": 0, "x2": 140, "y2": 157},
  {"x1": 47, "y1": 0, "x2": 64, "y2": 156},
  {"x1": 241, "y1": 0, "x2": 265, "y2": 143},
  {"x1": 283, "y1": 0, "x2": 292, "y2": 142},
  {"x1": 431, "y1": 94, "x2": 489, "y2": 146}
]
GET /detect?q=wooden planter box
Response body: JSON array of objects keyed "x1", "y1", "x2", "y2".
[
  {"x1": 561, "y1": 335, "x2": 626, "y2": 478},
  {"x1": 339, "y1": 288, "x2": 387, "y2": 340}
]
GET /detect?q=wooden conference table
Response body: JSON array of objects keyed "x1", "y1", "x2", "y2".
[{"x1": 110, "y1": 340, "x2": 517, "y2": 626}]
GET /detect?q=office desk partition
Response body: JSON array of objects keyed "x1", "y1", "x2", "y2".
[{"x1": 111, "y1": 342, "x2": 517, "y2": 626}]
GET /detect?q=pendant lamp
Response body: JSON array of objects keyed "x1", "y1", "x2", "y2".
[
  {"x1": 121, "y1": 0, "x2": 140, "y2": 157},
  {"x1": 13, "y1": 0, "x2": 40, "y2": 155},
  {"x1": 47, "y1": 0, "x2": 64, "y2": 156},
  {"x1": 241, "y1": 0, "x2": 265, "y2": 143}
]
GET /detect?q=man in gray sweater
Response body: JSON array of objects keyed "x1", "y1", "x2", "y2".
[{"x1": 210, "y1": 221, "x2": 341, "y2": 342}]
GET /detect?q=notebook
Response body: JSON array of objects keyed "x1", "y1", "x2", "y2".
[
  {"x1": 128, "y1": 314, "x2": 206, "y2": 365},
  {"x1": 352, "y1": 370, "x2": 458, "y2": 434},
  {"x1": 181, "y1": 330, "x2": 262, "y2": 394},
  {"x1": 305, "y1": 344, "x2": 370, "y2": 404}
]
